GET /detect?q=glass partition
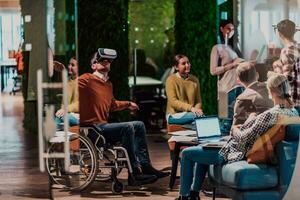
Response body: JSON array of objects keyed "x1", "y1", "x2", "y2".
[
  {"x1": 45, "y1": 0, "x2": 78, "y2": 115},
  {"x1": 240, "y1": 0, "x2": 300, "y2": 62},
  {"x1": 128, "y1": 0, "x2": 174, "y2": 130},
  {"x1": 47, "y1": 0, "x2": 77, "y2": 78}
]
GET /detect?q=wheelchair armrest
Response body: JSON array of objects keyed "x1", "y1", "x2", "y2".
[
  {"x1": 80, "y1": 125, "x2": 106, "y2": 150},
  {"x1": 80, "y1": 124, "x2": 103, "y2": 132}
]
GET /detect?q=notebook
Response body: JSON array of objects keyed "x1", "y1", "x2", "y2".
[{"x1": 195, "y1": 116, "x2": 227, "y2": 148}]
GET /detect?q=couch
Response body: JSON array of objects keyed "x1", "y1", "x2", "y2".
[{"x1": 208, "y1": 124, "x2": 300, "y2": 200}]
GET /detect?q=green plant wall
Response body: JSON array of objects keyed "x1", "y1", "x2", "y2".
[
  {"x1": 77, "y1": 0, "x2": 129, "y2": 120},
  {"x1": 174, "y1": 0, "x2": 218, "y2": 115},
  {"x1": 53, "y1": 0, "x2": 76, "y2": 65},
  {"x1": 218, "y1": 0, "x2": 240, "y2": 51},
  {"x1": 129, "y1": 0, "x2": 174, "y2": 75},
  {"x1": 218, "y1": 0, "x2": 233, "y2": 20}
]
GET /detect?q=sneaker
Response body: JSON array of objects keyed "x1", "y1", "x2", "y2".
[
  {"x1": 128, "y1": 167, "x2": 157, "y2": 186},
  {"x1": 174, "y1": 196, "x2": 189, "y2": 200},
  {"x1": 190, "y1": 190, "x2": 200, "y2": 200},
  {"x1": 141, "y1": 163, "x2": 170, "y2": 178},
  {"x1": 201, "y1": 189, "x2": 213, "y2": 196}
]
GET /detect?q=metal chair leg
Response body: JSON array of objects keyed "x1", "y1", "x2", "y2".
[
  {"x1": 212, "y1": 187, "x2": 216, "y2": 200},
  {"x1": 48, "y1": 174, "x2": 54, "y2": 200},
  {"x1": 169, "y1": 142, "x2": 180, "y2": 189}
]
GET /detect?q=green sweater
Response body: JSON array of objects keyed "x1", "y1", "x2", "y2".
[{"x1": 165, "y1": 73, "x2": 202, "y2": 114}]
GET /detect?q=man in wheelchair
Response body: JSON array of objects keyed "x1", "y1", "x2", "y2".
[{"x1": 78, "y1": 48, "x2": 169, "y2": 186}]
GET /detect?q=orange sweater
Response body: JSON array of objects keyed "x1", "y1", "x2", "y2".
[{"x1": 78, "y1": 73, "x2": 129, "y2": 125}]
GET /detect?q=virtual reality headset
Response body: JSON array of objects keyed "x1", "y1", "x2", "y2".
[{"x1": 97, "y1": 48, "x2": 117, "y2": 63}]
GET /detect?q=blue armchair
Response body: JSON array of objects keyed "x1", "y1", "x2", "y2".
[{"x1": 208, "y1": 124, "x2": 300, "y2": 200}]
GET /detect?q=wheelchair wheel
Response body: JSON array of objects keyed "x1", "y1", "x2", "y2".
[
  {"x1": 46, "y1": 134, "x2": 99, "y2": 191},
  {"x1": 112, "y1": 181, "x2": 123, "y2": 194},
  {"x1": 96, "y1": 150, "x2": 123, "y2": 181}
]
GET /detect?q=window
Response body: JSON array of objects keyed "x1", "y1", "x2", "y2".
[
  {"x1": 0, "y1": 11, "x2": 22, "y2": 60},
  {"x1": 239, "y1": 0, "x2": 300, "y2": 61}
]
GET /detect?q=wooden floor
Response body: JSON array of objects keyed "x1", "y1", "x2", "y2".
[{"x1": 0, "y1": 93, "x2": 229, "y2": 200}]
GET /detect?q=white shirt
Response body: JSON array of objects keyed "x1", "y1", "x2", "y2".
[{"x1": 93, "y1": 71, "x2": 109, "y2": 82}]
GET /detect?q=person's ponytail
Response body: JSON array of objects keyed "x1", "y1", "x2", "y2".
[
  {"x1": 267, "y1": 71, "x2": 294, "y2": 107},
  {"x1": 281, "y1": 80, "x2": 294, "y2": 106}
]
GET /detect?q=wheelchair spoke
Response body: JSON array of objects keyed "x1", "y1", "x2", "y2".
[{"x1": 45, "y1": 134, "x2": 99, "y2": 191}]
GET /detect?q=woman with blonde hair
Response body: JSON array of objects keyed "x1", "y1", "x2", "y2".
[{"x1": 175, "y1": 72, "x2": 298, "y2": 200}]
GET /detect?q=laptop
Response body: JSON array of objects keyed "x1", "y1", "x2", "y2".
[{"x1": 195, "y1": 116, "x2": 228, "y2": 148}]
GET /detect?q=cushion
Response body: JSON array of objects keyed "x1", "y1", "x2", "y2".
[
  {"x1": 167, "y1": 124, "x2": 188, "y2": 133},
  {"x1": 209, "y1": 161, "x2": 278, "y2": 190},
  {"x1": 285, "y1": 124, "x2": 300, "y2": 141},
  {"x1": 246, "y1": 124, "x2": 285, "y2": 164},
  {"x1": 246, "y1": 115, "x2": 300, "y2": 164},
  {"x1": 233, "y1": 191, "x2": 280, "y2": 200},
  {"x1": 69, "y1": 126, "x2": 79, "y2": 151},
  {"x1": 276, "y1": 141, "x2": 298, "y2": 192}
]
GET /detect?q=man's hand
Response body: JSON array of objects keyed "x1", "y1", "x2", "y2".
[
  {"x1": 55, "y1": 109, "x2": 65, "y2": 117},
  {"x1": 231, "y1": 124, "x2": 242, "y2": 130},
  {"x1": 191, "y1": 107, "x2": 203, "y2": 116},
  {"x1": 243, "y1": 112, "x2": 257, "y2": 124},
  {"x1": 128, "y1": 102, "x2": 139, "y2": 111},
  {"x1": 248, "y1": 112, "x2": 257, "y2": 119},
  {"x1": 230, "y1": 124, "x2": 241, "y2": 136}
]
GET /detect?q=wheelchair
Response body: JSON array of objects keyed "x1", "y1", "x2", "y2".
[{"x1": 45, "y1": 125, "x2": 133, "y2": 194}]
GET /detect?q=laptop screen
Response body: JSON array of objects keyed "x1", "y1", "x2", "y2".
[{"x1": 195, "y1": 116, "x2": 221, "y2": 139}]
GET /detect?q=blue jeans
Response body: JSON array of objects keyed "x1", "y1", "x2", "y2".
[
  {"x1": 180, "y1": 146, "x2": 225, "y2": 196},
  {"x1": 168, "y1": 112, "x2": 196, "y2": 125},
  {"x1": 94, "y1": 121, "x2": 151, "y2": 168},
  {"x1": 55, "y1": 113, "x2": 79, "y2": 129}
]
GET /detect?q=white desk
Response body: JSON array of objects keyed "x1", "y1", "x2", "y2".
[
  {"x1": 168, "y1": 130, "x2": 197, "y2": 142},
  {"x1": 128, "y1": 76, "x2": 163, "y2": 101},
  {"x1": 128, "y1": 76, "x2": 162, "y2": 87}
]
